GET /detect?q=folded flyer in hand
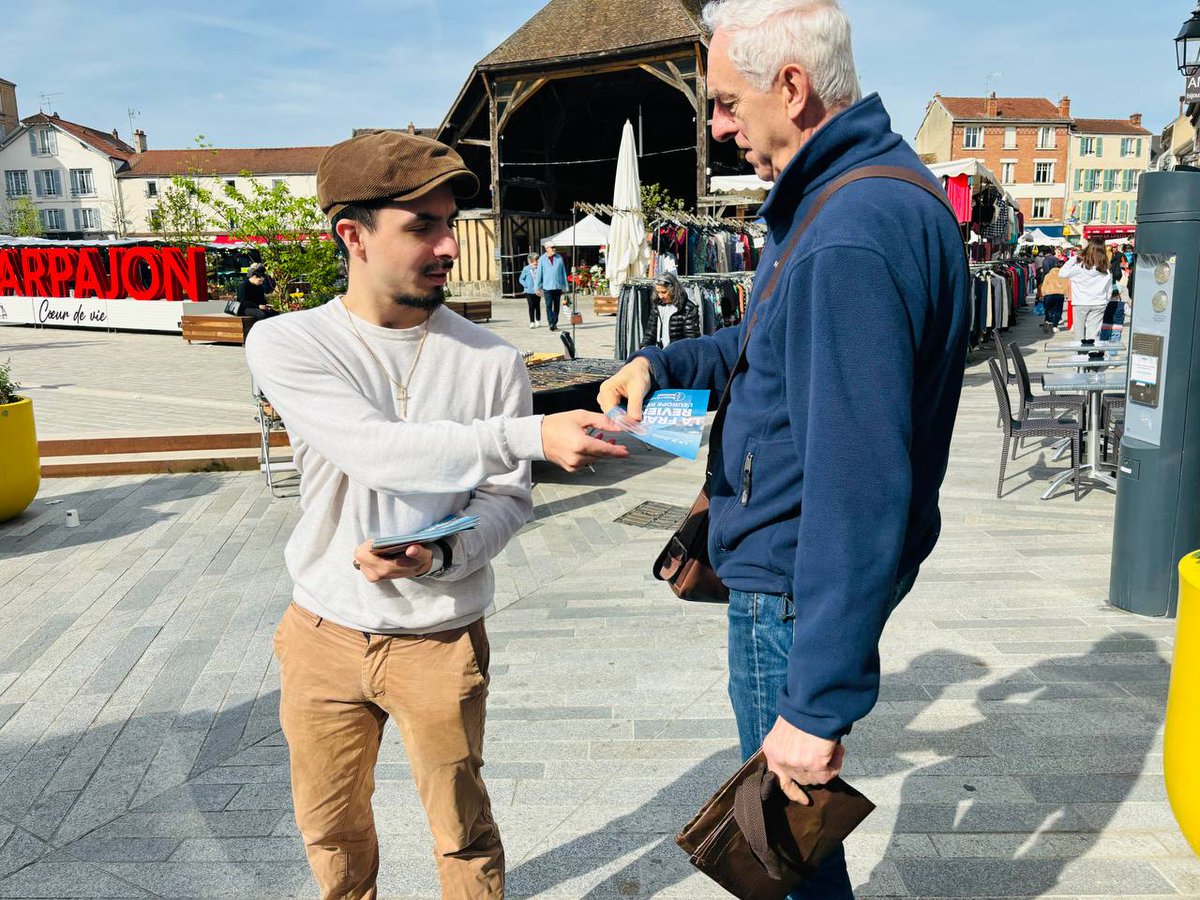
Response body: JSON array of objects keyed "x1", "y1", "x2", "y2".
[
  {"x1": 606, "y1": 389, "x2": 709, "y2": 461},
  {"x1": 372, "y1": 514, "x2": 479, "y2": 553}
]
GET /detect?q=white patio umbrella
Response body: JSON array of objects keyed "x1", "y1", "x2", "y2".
[{"x1": 605, "y1": 120, "x2": 650, "y2": 296}]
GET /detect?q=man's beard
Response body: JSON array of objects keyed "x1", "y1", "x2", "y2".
[{"x1": 393, "y1": 286, "x2": 446, "y2": 311}]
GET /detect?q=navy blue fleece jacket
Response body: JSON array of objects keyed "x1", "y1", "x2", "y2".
[{"x1": 636, "y1": 94, "x2": 969, "y2": 740}]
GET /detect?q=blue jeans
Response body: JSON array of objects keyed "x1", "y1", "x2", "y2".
[
  {"x1": 726, "y1": 573, "x2": 916, "y2": 899},
  {"x1": 544, "y1": 290, "x2": 562, "y2": 328}
]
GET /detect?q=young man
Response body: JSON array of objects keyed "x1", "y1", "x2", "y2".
[
  {"x1": 233, "y1": 267, "x2": 278, "y2": 322},
  {"x1": 246, "y1": 130, "x2": 625, "y2": 900},
  {"x1": 601, "y1": 1, "x2": 968, "y2": 895},
  {"x1": 536, "y1": 242, "x2": 568, "y2": 331}
]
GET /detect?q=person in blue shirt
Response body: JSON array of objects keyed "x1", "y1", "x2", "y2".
[
  {"x1": 600, "y1": 1, "x2": 968, "y2": 895},
  {"x1": 536, "y1": 243, "x2": 568, "y2": 331},
  {"x1": 519, "y1": 253, "x2": 541, "y2": 328}
]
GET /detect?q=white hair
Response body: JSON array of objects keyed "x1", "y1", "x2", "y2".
[{"x1": 702, "y1": 0, "x2": 862, "y2": 110}]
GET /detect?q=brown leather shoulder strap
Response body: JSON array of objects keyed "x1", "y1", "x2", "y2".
[{"x1": 703, "y1": 164, "x2": 960, "y2": 484}]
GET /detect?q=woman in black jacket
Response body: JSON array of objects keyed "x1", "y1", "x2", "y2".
[{"x1": 640, "y1": 273, "x2": 700, "y2": 349}]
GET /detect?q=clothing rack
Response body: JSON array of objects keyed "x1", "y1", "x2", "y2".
[
  {"x1": 614, "y1": 272, "x2": 754, "y2": 360},
  {"x1": 572, "y1": 201, "x2": 764, "y2": 235}
]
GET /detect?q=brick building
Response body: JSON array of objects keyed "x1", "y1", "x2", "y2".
[{"x1": 915, "y1": 94, "x2": 1073, "y2": 230}]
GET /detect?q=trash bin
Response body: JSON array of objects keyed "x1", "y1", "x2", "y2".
[{"x1": 1165, "y1": 550, "x2": 1200, "y2": 855}]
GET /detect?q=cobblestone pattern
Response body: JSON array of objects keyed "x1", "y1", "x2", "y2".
[{"x1": 0, "y1": 307, "x2": 1191, "y2": 897}]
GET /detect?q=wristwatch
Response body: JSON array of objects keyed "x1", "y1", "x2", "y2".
[{"x1": 419, "y1": 539, "x2": 453, "y2": 579}]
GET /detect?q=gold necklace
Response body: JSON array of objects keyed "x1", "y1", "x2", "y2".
[{"x1": 343, "y1": 301, "x2": 431, "y2": 418}]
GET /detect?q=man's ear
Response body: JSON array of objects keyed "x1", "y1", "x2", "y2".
[
  {"x1": 779, "y1": 64, "x2": 812, "y2": 124},
  {"x1": 336, "y1": 218, "x2": 368, "y2": 263}
]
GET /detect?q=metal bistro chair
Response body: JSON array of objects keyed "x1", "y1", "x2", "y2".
[
  {"x1": 991, "y1": 332, "x2": 1048, "y2": 427},
  {"x1": 252, "y1": 380, "x2": 298, "y2": 497},
  {"x1": 1008, "y1": 341, "x2": 1086, "y2": 456},
  {"x1": 1101, "y1": 394, "x2": 1126, "y2": 469},
  {"x1": 988, "y1": 358, "x2": 1083, "y2": 501}
]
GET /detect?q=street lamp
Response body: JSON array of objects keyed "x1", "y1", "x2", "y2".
[{"x1": 1177, "y1": 2, "x2": 1200, "y2": 75}]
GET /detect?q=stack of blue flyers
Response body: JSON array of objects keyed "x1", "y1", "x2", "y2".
[
  {"x1": 372, "y1": 514, "x2": 480, "y2": 553},
  {"x1": 606, "y1": 389, "x2": 710, "y2": 461}
]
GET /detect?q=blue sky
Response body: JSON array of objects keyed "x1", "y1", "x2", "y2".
[{"x1": 0, "y1": 1, "x2": 1188, "y2": 150}]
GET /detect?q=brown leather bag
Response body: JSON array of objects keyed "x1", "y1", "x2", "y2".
[
  {"x1": 676, "y1": 750, "x2": 876, "y2": 899},
  {"x1": 654, "y1": 165, "x2": 959, "y2": 603}
]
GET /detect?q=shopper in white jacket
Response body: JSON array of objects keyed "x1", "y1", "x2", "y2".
[{"x1": 1059, "y1": 238, "x2": 1113, "y2": 342}]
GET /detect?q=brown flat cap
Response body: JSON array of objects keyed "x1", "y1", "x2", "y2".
[{"x1": 317, "y1": 131, "x2": 479, "y2": 219}]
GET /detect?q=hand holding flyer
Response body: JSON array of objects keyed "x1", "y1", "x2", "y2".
[
  {"x1": 605, "y1": 389, "x2": 709, "y2": 460},
  {"x1": 372, "y1": 514, "x2": 479, "y2": 554}
]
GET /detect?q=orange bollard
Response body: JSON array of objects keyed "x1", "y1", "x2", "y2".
[{"x1": 1165, "y1": 551, "x2": 1200, "y2": 855}]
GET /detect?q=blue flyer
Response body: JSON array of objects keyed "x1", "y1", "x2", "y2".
[{"x1": 606, "y1": 389, "x2": 710, "y2": 461}]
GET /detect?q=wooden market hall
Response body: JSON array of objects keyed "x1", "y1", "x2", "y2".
[{"x1": 436, "y1": 0, "x2": 746, "y2": 296}]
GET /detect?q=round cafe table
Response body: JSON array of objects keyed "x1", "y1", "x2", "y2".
[{"x1": 1040, "y1": 370, "x2": 1127, "y2": 500}]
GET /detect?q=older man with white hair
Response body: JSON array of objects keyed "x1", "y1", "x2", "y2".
[{"x1": 601, "y1": 1, "x2": 969, "y2": 893}]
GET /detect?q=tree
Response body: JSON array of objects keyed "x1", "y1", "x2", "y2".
[
  {"x1": 150, "y1": 136, "x2": 218, "y2": 245},
  {"x1": 2, "y1": 197, "x2": 44, "y2": 237},
  {"x1": 209, "y1": 175, "x2": 341, "y2": 309},
  {"x1": 640, "y1": 183, "x2": 687, "y2": 215}
]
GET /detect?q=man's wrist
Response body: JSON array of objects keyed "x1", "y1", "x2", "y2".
[{"x1": 418, "y1": 539, "x2": 452, "y2": 578}]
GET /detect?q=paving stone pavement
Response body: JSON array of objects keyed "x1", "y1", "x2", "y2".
[{"x1": 0, "y1": 304, "x2": 1196, "y2": 898}]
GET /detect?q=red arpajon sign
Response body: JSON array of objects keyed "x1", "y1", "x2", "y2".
[{"x1": 0, "y1": 246, "x2": 208, "y2": 301}]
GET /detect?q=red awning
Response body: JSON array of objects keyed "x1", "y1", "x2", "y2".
[
  {"x1": 1083, "y1": 225, "x2": 1136, "y2": 239},
  {"x1": 210, "y1": 234, "x2": 331, "y2": 245}
]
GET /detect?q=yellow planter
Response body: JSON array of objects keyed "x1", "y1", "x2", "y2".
[
  {"x1": 1166, "y1": 551, "x2": 1200, "y2": 855},
  {"x1": 0, "y1": 397, "x2": 39, "y2": 522}
]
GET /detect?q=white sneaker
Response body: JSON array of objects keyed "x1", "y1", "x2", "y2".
[{"x1": 529, "y1": 322, "x2": 538, "y2": 328}]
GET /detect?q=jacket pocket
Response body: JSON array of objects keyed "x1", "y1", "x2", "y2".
[{"x1": 714, "y1": 441, "x2": 757, "y2": 552}]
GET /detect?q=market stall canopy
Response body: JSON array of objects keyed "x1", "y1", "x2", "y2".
[
  {"x1": 542, "y1": 214, "x2": 610, "y2": 247},
  {"x1": 710, "y1": 174, "x2": 773, "y2": 196},
  {"x1": 926, "y1": 157, "x2": 1017, "y2": 207},
  {"x1": 1021, "y1": 228, "x2": 1070, "y2": 247}
]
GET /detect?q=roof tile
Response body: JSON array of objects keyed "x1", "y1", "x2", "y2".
[
  {"x1": 938, "y1": 96, "x2": 1068, "y2": 122},
  {"x1": 1072, "y1": 118, "x2": 1151, "y2": 136},
  {"x1": 119, "y1": 147, "x2": 329, "y2": 178},
  {"x1": 21, "y1": 112, "x2": 136, "y2": 160},
  {"x1": 479, "y1": 0, "x2": 704, "y2": 69}
]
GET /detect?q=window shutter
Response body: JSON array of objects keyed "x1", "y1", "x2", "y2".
[
  {"x1": 1096, "y1": 137, "x2": 1103, "y2": 156},
  {"x1": 28, "y1": 130, "x2": 37, "y2": 154},
  {"x1": 1136, "y1": 138, "x2": 1143, "y2": 157},
  {"x1": 73, "y1": 209, "x2": 80, "y2": 230}
]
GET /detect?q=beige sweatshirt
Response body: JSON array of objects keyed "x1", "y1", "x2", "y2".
[{"x1": 245, "y1": 298, "x2": 543, "y2": 633}]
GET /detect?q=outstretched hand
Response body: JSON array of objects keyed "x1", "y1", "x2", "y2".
[
  {"x1": 541, "y1": 410, "x2": 629, "y2": 472},
  {"x1": 597, "y1": 357, "x2": 653, "y2": 422}
]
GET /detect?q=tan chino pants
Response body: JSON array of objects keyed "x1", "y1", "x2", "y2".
[{"x1": 275, "y1": 602, "x2": 504, "y2": 899}]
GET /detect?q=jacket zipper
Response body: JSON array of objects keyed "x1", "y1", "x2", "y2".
[{"x1": 740, "y1": 452, "x2": 754, "y2": 506}]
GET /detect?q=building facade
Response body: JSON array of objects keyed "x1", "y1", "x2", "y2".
[
  {"x1": 1153, "y1": 112, "x2": 1197, "y2": 171},
  {"x1": 117, "y1": 147, "x2": 326, "y2": 237},
  {"x1": 1065, "y1": 116, "x2": 1150, "y2": 240},
  {"x1": 916, "y1": 94, "x2": 1073, "y2": 230},
  {"x1": 0, "y1": 112, "x2": 135, "y2": 238},
  {"x1": 0, "y1": 78, "x2": 18, "y2": 141}
]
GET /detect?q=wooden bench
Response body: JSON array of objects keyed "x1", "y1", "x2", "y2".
[
  {"x1": 182, "y1": 314, "x2": 253, "y2": 345},
  {"x1": 445, "y1": 300, "x2": 492, "y2": 323},
  {"x1": 592, "y1": 295, "x2": 618, "y2": 316}
]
